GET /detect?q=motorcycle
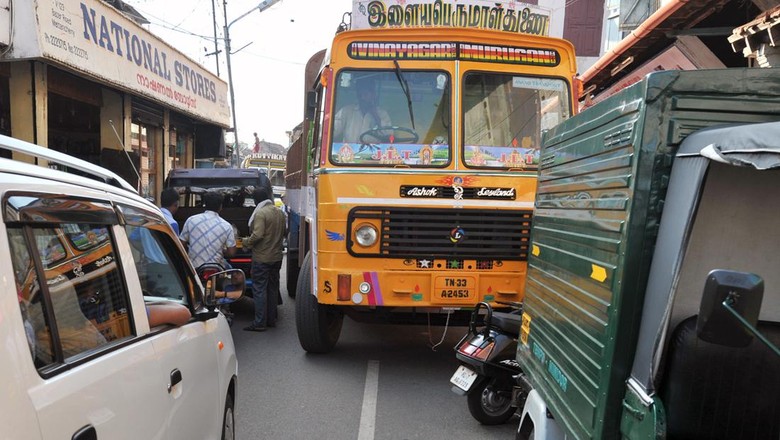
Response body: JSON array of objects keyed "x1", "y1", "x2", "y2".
[
  {"x1": 196, "y1": 263, "x2": 235, "y2": 326},
  {"x1": 450, "y1": 301, "x2": 524, "y2": 425}
]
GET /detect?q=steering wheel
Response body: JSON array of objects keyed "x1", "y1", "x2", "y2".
[{"x1": 360, "y1": 126, "x2": 419, "y2": 144}]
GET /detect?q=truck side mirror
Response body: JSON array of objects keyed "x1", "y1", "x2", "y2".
[
  {"x1": 305, "y1": 91, "x2": 318, "y2": 120},
  {"x1": 696, "y1": 269, "x2": 764, "y2": 347}
]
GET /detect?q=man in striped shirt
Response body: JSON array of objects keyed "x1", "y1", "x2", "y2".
[{"x1": 179, "y1": 191, "x2": 236, "y2": 271}]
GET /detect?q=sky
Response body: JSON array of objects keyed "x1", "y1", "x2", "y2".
[{"x1": 125, "y1": 0, "x2": 353, "y2": 148}]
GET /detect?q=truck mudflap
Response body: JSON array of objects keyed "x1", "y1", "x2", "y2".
[{"x1": 516, "y1": 390, "x2": 565, "y2": 440}]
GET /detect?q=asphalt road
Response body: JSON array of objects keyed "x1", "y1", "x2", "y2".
[{"x1": 229, "y1": 256, "x2": 519, "y2": 440}]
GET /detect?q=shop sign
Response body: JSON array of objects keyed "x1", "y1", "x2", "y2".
[
  {"x1": 352, "y1": 0, "x2": 552, "y2": 37},
  {"x1": 20, "y1": 0, "x2": 229, "y2": 125},
  {"x1": 347, "y1": 41, "x2": 559, "y2": 66},
  {"x1": 245, "y1": 153, "x2": 287, "y2": 161}
]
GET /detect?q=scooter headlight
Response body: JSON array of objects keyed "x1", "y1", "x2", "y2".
[{"x1": 355, "y1": 224, "x2": 378, "y2": 247}]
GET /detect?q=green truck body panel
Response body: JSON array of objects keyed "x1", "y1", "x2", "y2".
[{"x1": 517, "y1": 68, "x2": 780, "y2": 439}]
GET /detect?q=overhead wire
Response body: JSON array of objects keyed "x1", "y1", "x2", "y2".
[
  {"x1": 127, "y1": 1, "x2": 306, "y2": 65},
  {"x1": 171, "y1": 0, "x2": 206, "y2": 29},
  {"x1": 125, "y1": 2, "x2": 217, "y2": 40}
]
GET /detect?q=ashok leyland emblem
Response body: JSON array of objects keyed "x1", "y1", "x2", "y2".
[{"x1": 449, "y1": 226, "x2": 465, "y2": 243}]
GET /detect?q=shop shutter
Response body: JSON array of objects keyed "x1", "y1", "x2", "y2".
[
  {"x1": 47, "y1": 66, "x2": 102, "y2": 107},
  {"x1": 170, "y1": 112, "x2": 195, "y2": 134},
  {"x1": 131, "y1": 96, "x2": 164, "y2": 127}
]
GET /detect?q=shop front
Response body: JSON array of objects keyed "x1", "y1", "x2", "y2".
[{"x1": 0, "y1": 0, "x2": 230, "y2": 202}]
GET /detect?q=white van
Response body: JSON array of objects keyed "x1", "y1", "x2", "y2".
[{"x1": 0, "y1": 135, "x2": 242, "y2": 440}]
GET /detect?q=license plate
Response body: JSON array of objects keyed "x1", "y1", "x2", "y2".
[
  {"x1": 434, "y1": 276, "x2": 475, "y2": 301},
  {"x1": 450, "y1": 365, "x2": 478, "y2": 392}
]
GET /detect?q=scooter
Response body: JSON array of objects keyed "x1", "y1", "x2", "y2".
[{"x1": 450, "y1": 301, "x2": 524, "y2": 425}]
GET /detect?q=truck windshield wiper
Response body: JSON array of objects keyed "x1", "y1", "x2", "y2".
[{"x1": 393, "y1": 59, "x2": 415, "y2": 130}]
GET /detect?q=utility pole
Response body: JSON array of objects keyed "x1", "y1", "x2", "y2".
[
  {"x1": 210, "y1": 0, "x2": 220, "y2": 75},
  {"x1": 223, "y1": 0, "x2": 282, "y2": 167}
]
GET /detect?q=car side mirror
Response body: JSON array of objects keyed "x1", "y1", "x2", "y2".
[
  {"x1": 696, "y1": 269, "x2": 764, "y2": 347},
  {"x1": 203, "y1": 268, "x2": 246, "y2": 310},
  {"x1": 305, "y1": 90, "x2": 317, "y2": 120}
]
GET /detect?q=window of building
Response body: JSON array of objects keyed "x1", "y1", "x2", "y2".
[
  {"x1": 48, "y1": 93, "x2": 101, "y2": 165},
  {"x1": 603, "y1": 0, "x2": 622, "y2": 53},
  {"x1": 169, "y1": 127, "x2": 191, "y2": 170},
  {"x1": 131, "y1": 122, "x2": 157, "y2": 200}
]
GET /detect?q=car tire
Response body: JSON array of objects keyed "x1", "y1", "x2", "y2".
[
  {"x1": 295, "y1": 252, "x2": 343, "y2": 353},
  {"x1": 221, "y1": 392, "x2": 235, "y2": 440}
]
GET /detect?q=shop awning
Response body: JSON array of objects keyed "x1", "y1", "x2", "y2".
[
  {"x1": 581, "y1": 0, "x2": 735, "y2": 99},
  {"x1": 728, "y1": 4, "x2": 780, "y2": 64}
]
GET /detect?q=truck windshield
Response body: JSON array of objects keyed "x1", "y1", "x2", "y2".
[
  {"x1": 462, "y1": 73, "x2": 571, "y2": 170},
  {"x1": 330, "y1": 69, "x2": 450, "y2": 167}
]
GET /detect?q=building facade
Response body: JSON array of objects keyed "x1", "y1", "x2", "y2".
[
  {"x1": 0, "y1": 0, "x2": 230, "y2": 201},
  {"x1": 580, "y1": 0, "x2": 779, "y2": 104}
]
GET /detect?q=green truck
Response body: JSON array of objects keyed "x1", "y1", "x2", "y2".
[{"x1": 514, "y1": 68, "x2": 780, "y2": 440}]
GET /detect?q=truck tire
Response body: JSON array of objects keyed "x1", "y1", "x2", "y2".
[
  {"x1": 286, "y1": 249, "x2": 298, "y2": 298},
  {"x1": 295, "y1": 252, "x2": 343, "y2": 353}
]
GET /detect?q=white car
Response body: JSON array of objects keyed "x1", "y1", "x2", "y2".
[{"x1": 0, "y1": 135, "x2": 242, "y2": 440}]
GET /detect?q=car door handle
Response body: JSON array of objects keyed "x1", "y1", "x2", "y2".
[
  {"x1": 168, "y1": 368, "x2": 182, "y2": 393},
  {"x1": 72, "y1": 424, "x2": 97, "y2": 440}
]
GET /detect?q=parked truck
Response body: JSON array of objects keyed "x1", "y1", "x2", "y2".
[
  {"x1": 514, "y1": 68, "x2": 780, "y2": 439},
  {"x1": 285, "y1": 7, "x2": 579, "y2": 353}
]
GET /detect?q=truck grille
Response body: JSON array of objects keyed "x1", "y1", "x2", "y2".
[{"x1": 348, "y1": 207, "x2": 532, "y2": 260}]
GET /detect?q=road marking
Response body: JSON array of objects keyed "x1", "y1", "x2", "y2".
[{"x1": 358, "y1": 360, "x2": 380, "y2": 440}]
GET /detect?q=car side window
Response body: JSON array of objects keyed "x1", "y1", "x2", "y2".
[
  {"x1": 9, "y1": 223, "x2": 132, "y2": 367},
  {"x1": 5, "y1": 194, "x2": 134, "y2": 373},
  {"x1": 120, "y1": 204, "x2": 201, "y2": 310},
  {"x1": 9, "y1": 228, "x2": 55, "y2": 367}
]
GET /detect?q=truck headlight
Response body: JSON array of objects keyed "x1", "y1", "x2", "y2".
[{"x1": 355, "y1": 224, "x2": 378, "y2": 247}]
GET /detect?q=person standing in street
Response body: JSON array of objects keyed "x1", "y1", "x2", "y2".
[
  {"x1": 159, "y1": 187, "x2": 180, "y2": 235},
  {"x1": 179, "y1": 191, "x2": 236, "y2": 270},
  {"x1": 244, "y1": 187, "x2": 286, "y2": 332}
]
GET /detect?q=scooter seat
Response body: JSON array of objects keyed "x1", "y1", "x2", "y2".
[{"x1": 491, "y1": 312, "x2": 522, "y2": 337}]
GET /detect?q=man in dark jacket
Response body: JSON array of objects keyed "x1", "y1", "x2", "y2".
[{"x1": 243, "y1": 187, "x2": 286, "y2": 332}]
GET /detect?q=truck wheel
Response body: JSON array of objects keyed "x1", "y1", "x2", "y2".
[
  {"x1": 295, "y1": 252, "x2": 343, "y2": 353},
  {"x1": 467, "y1": 379, "x2": 516, "y2": 425},
  {"x1": 286, "y1": 249, "x2": 299, "y2": 298}
]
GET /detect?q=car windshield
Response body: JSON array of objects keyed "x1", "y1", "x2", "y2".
[
  {"x1": 330, "y1": 69, "x2": 451, "y2": 167},
  {"x1": 462, "y1": 73, "x2": 571, "y2": 170}
]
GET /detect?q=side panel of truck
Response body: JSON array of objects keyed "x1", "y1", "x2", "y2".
[{"x1": 517, "y1": 68, "x2": 780, "y2": 439}]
